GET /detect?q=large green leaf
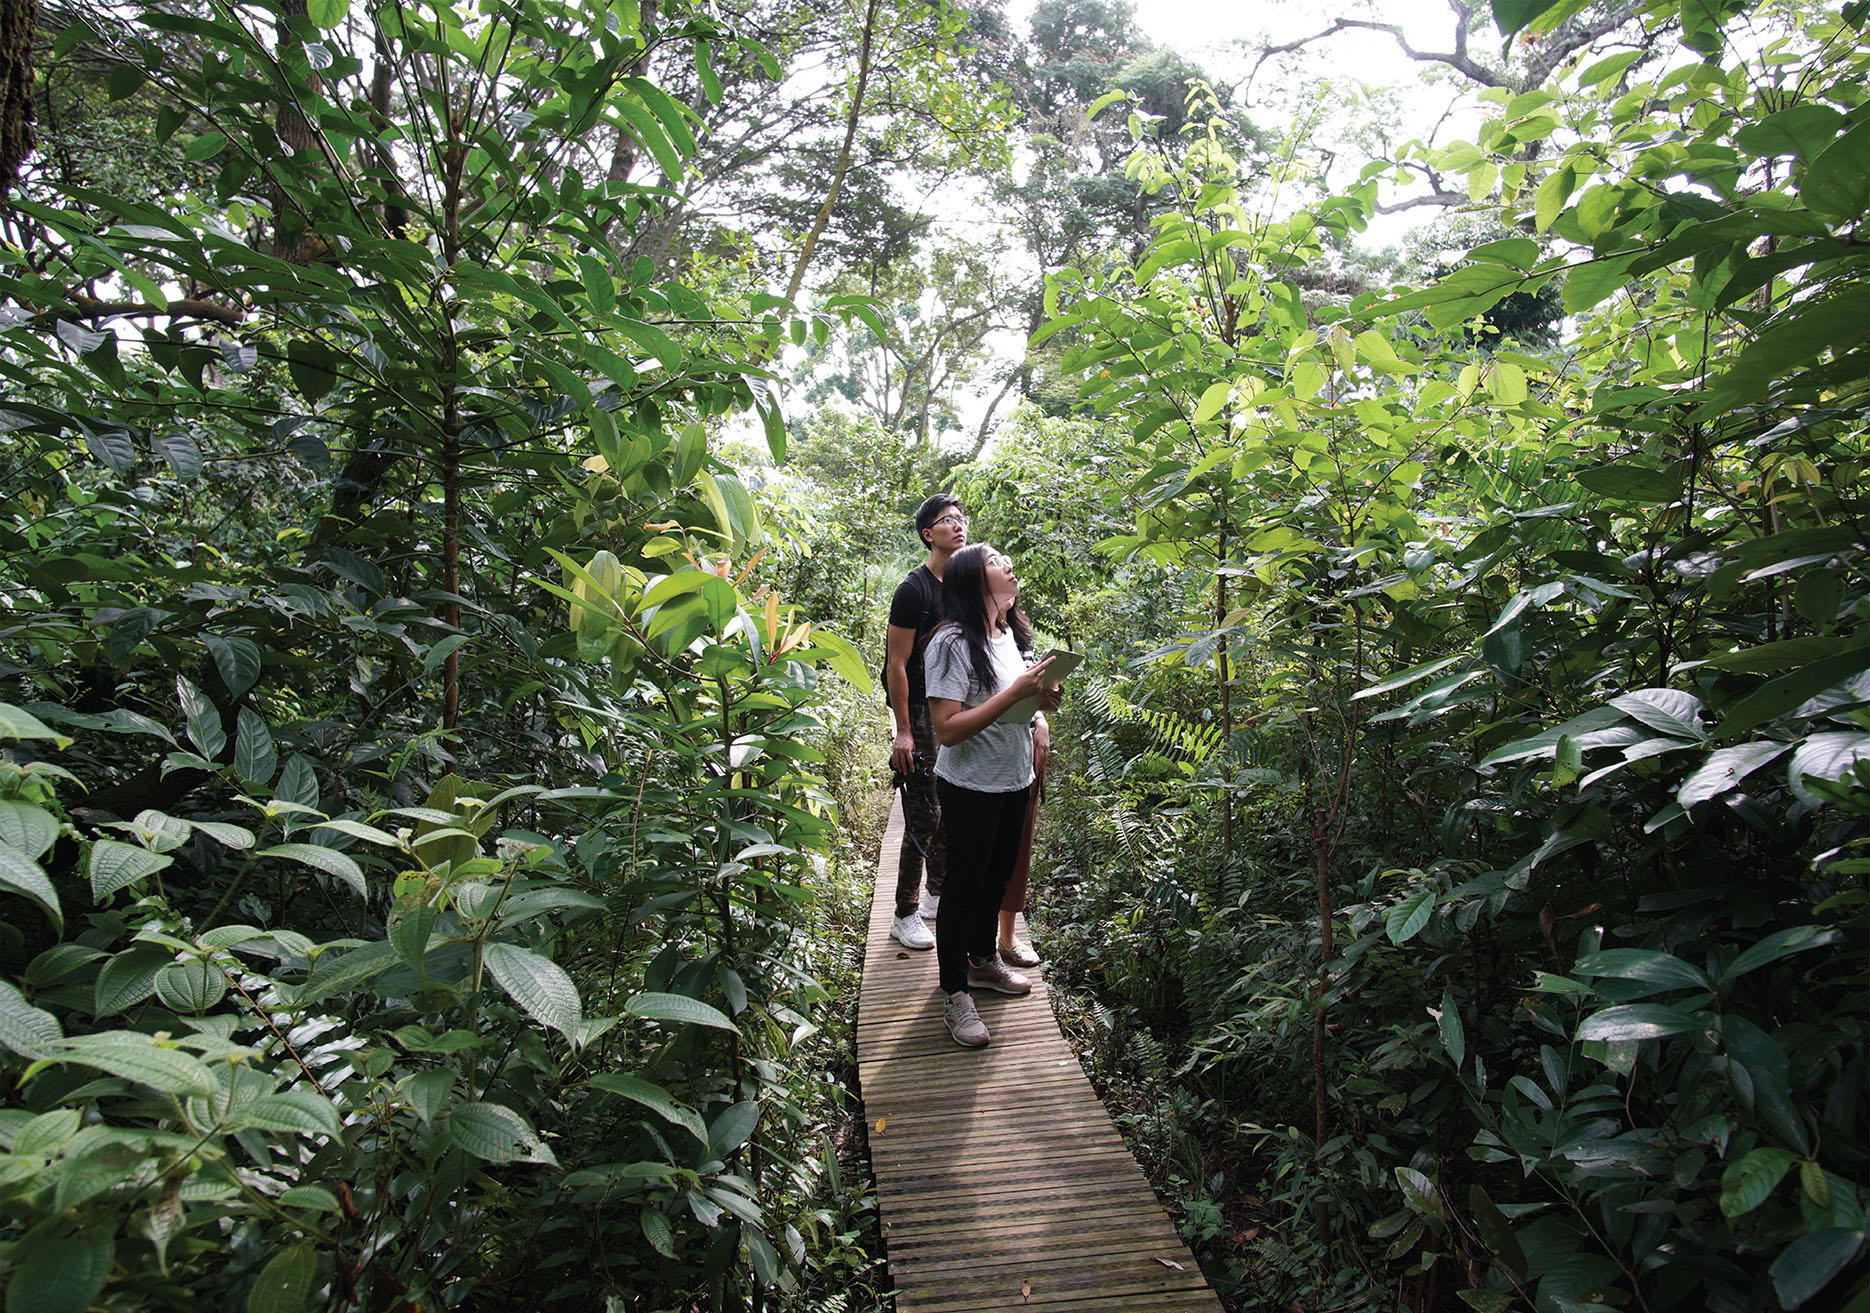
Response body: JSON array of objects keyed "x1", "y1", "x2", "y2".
[
  {"x1": 0, "y1": 979, "x2": 62, "y2": 1057},
  {"x1": 246, "y1": 1242, "x2": 318, "y2": 1313},
  {"x1": 1719, "y1": 1147, "x2": 1798, "y2": 1218},
  {"x1": 1385, "y1": 886, "x2": 1435, "y2": 944},
  {"x1": 94, "y1": 947, "x2": 170, "y2": 1015},
  {"x1": 482, "y1": 942, "x2": 582, "y2": 1040},
  {"x1": 205, "y1": 634, "x2": 262, "y2": 698},
  {"x1": 1769, "y1": 1229, "x2": 1865, "y2": 1309},
  {"x1": 154, "y1": 959, "x2": 228, "y2": 1013},
  {"x1": 1721, "y1": 926, "x2": 1839, "y2": 985},
  {"x1": 1678, "y1": 741, "x2": 1788, "y2": 807},
  {"x1": 624, "y1": 991, "x2": 737, "y2": 1032},
  {"x1": 4, "y1": 1228, "x2": 113, "y2": 1313},
  {"x1": 444, "y1": 1101, "x2": 556, "y2": 1165},
  {"x1": 259, "y1": 843, "x2": 365, "y2": 898},
  {"x1": 41, "y1": 1031, "x2": 218, "y2": 1096},
  {"x1": 88, "y1": 839, "x2": 172, "y2": 899},
  {"x1": 1571, "y1": 948, "x2": 1709, "y2": 991},
  {"x1": 1609, "y1": 688, "x2": 1706, "y2": 741},
  {"x1": 1719, "y1": 646, "x2": 1870, "y2": 737},
  {"x1": 708, "y1": 1100, "x2": 760, "y2": 1157},
  {"x1": 0, "y1": 702, "x2": 73, "y2": 745},
  {"x1": 238, "y1": 1090, "x2": 342, "y2": 1138},
  {"x1": 1576, "y1": 1003, "x2": 1708, "y2": 1043},
  {"x1": 0, "y1": 800, "x2": 59, "y2": 859},
  {"x1": 0, "y1": 844, "x2": 61, "y2": 929},
  {"x1": 1800, "y1": 120, "x2": 1870, "y2": 221},
  {"x1": 1787, "y1": 731, "x2": 1870, "y2": 805},
  {"x1": 588, "y1": 1072, "x2": 707, "y2": 1142}
]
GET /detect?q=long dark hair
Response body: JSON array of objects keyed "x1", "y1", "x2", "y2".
[{"x1": 937, "y1": 544, "x2": 1033, "y2": 696}]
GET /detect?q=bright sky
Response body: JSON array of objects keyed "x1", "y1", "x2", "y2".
[{"x1": 1130, "y1": 0, "x2": 1492, "y2": 247}]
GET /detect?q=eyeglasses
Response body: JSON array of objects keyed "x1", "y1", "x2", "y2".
[{"x1": 931, "y1": 513, "x2": 967, "y2": 529}]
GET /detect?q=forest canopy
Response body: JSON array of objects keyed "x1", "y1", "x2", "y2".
[{"x1": 1, "y1": 0, "x2": 1866, "y2": 1309}]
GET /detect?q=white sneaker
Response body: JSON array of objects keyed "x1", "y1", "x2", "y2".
[
  {"x1": 890, "y1": 912, "x2": 934, "y2": 950},
  {"x1": 917, "y1": 890, "x2": 940, "y2": 920},
  {"x1": 944, "y1": 992, "x2": 989, "y2": 1047}
]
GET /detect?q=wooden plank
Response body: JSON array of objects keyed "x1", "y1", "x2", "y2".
[{"x1": 858, "y1": 797, "x2": 1224, "y2": 1312}]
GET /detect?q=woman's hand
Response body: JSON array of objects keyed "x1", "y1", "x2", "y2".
[{"x1": 1005, "y1": 654, "x2": 1056, "y2": 703}]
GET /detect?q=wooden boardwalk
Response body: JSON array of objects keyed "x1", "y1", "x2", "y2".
[{"x1": 857, "y1": 798, "x2": 1226, "y2": 1312}]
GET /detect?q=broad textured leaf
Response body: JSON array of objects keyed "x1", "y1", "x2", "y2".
[
  {"x1": 260, "y1": 843, "x2": 365, "y2": 898},
  {"x1": 239, "y1": 1090, "x2": 341, "y2": 1137},
  {"x1": 1576, "y1": 463, "x2": 1680, "y2": 503},
  {"x1": 624, "y1": 991, "x2": 738, "y2": 1032},
  {"x1": 0, "y1": 800, "x2": 59, "y2": 859},
  {"x1": 0, "y1": 979, "x2": 61, "y2": 1056},
  {"x1": 94, "y1": 947, "x2": 171, "y2": 1015},
  {"x1": 154, "y1": 958, "x2": 228, "y2": 1013},
  {"x1": 233, "y1": 709, "x2": 277, "y2": 786},
  {"x1": 48, "y1": 1031, "x2": 218, "y2": 1096},
  {"x1": 482, "y1": 942, "x2": 582, "y2": 1039},
  {"x1": 4, "y1": 1228, "x2": 112, "y2": 1313},
  {"x1": 1719, "y1": 646, "x2": 1870, "y2": 737},
  {"x1": 154, "y1": 430, "x2": 203, "y2": 480},
  {"x1": 0, "y1": 702, "x2": 73, "y2": 743},
  {"x1": 444, "y1": 1101, "x2": 556, "y2": 1164},
  {"x1": 1787, "y1": 731, "x2": 1870, "y2": 805},
  {"x1": 246, "y1": 1241, "x2": 318, "y2": 1313},
  {"x1": 1722, "y1": 925, "x2": 1839, "y2": 984},
  {"x1": 589, "y1": 1072, "x2": 707, "y2": 1142},
  {"x1": 0, "y1": 844, "x2": 61, "y2": 928},
  {"x1": 1395, "y1": 1166, "x2": 1446, "y2": 1219},
  {"x1": 1801, "y1": 120, "x2": 1870, "y2": 221},
  {"x1": 88, "y1": 838, "x2": 173, "y2": 899}
]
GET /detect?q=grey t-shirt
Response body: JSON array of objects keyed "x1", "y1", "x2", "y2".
[{"x1": 923, "y1": 625, "x2": 1034, "y2": 793}]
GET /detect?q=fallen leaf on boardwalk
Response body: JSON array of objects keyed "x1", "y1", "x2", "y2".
[
  {"x1": 1233, "y1": 1227, "x2": 1260, "y2": 1244},
  {"x1": 1020, "y1": 1278, "x2": 1031, "y2": 1303},
  {"x1": 1153, "y1": 1257, "x2": 1185, "y2": 1270},
  {"x1": 874, "y1": 1117, "x2": 886, "y2": 1134},
  {"x1": 895, "y1": 951, "x2": 910, "y2": 959}
]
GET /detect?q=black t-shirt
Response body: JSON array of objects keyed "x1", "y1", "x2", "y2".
[{"x1": 886, "y1": 564, "x2": 943, "y2": 706}]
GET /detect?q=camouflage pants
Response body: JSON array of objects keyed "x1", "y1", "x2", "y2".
[{"x1": 895, "y1": 699, "x2": 945, "y2": 917}]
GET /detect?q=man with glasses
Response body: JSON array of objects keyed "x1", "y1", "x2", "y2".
[{"x1": 884, "y1": 493, "x2": 969, "y2": 949}]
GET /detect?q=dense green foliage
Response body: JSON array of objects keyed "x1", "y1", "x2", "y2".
[
  {"x1": 0, "y1": 0, "x2": 898, "y2": 1307},
  {"x1": 1009, "y1": 1, "x2": 1870, "y2": 1310},
  {"x1": 4, "y1": 0, "x2": 1867, "y2": 1309}
]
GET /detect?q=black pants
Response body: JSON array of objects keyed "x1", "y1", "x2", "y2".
[
  {"x1": 894, "y1": 700, "x2": 945, "y2": 917},
  {"x1": 935, "y1": 778, "x2": 1032, "y2": 995}
]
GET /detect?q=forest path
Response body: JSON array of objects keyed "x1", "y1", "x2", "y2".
[{"x1": 857, "y1": 797, "x2": 1226, "y2": 1312}]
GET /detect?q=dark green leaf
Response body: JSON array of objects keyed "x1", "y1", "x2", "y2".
[
  {"x1": 1769, "y1": 1229, "x2": 1864, "y2": 1308},
  {"x1": 246, "y1": 1241, "x2": 318, "y2": 1313}
]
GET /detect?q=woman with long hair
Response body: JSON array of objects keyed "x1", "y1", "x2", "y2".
[{"x1": 922, "y1": 544, "x2": 1059, "y2": 1047}]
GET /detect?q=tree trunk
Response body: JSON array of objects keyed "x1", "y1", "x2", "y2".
[
  {"x1": 271, "y1": 0, "x2": 329, "y2": 265},
  {"x1": 781, "y1": 0, "x2": 883, "y2": 303},
  {"x1": 0, "y1": 0, "x2": 35, "y2": 197}
]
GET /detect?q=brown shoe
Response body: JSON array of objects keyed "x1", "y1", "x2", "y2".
[{"x1": 998, "y1": 938, "x2": 1041, "y2": 968}]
